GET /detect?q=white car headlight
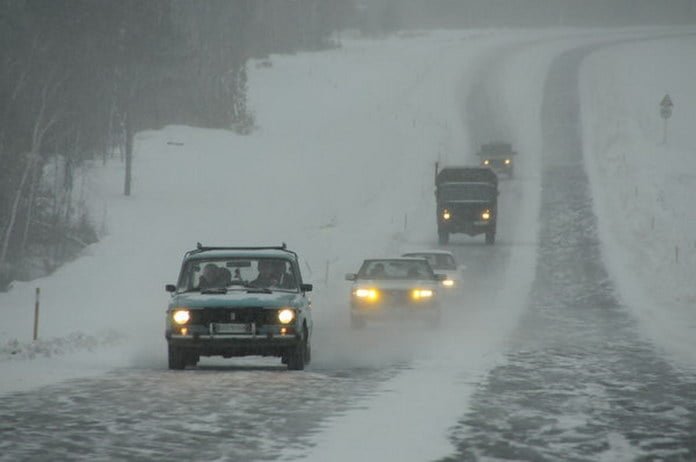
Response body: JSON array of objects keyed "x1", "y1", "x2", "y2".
[
  {"x1": 412, "y1": 289, "x2": 433, "y2": 300},
  {"x1": 354, "y1": 288, "x2": 379, "y2": 301},
  {"x1": 442, "y1": 279, "x2": 454, "y2": 287}
]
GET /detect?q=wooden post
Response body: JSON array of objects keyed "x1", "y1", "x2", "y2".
[{"x1": 33, "y1": 287, "x2": 40, "y2": 341}]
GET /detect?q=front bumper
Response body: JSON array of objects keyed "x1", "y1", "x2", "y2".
[
  {"x1": 166, "y1": 323, "x2": 301, "y2": 356},
  {"x1": 439, "y1": 220, "x2": 494, "y2": 236},
  {"x1": 351, "y1": 302, "x2": 439, "y2": 321}
]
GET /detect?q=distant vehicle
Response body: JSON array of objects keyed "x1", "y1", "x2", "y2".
[
  {"x1": 401, "y1": 250, "x2": 462, "y2": 290},
  {"x1": 435, "y1": 165, "x2": 499, "y2": 245},
  {"x1": 345, "y1": 258, "x2": 444, "y2": 328},
  {"x1": 164, "y1": 244, "x2": 313, "y2": 370},
  {"x1": 477, "y1": 142, "x2": 517, "y2": 178}
]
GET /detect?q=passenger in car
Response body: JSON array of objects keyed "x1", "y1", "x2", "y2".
[{"x1": 369, "y1": 263, "x2": 386, "y2": 278}]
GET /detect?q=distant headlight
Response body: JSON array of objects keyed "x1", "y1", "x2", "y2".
[
  {"x1": 483, "y1": 159, "x2": 490, "y2": 165},
  {"x1": 412, "y1": 289, "x2": 433, "y2": 300},
  {"x1": 278, "y1": 309, "x2": 295, "y2": 324},
  {"x1": 504, "y1": 158, "x2": 511, "y2": 165},
  {"x1": 354, "y1": 288, "x2": 379, "y2": 301},
  {"x1": 442, "y1": 209, "x2": 451, "y2": 220},
  {"x1": 172, "y1": 309, "x2": 190, "y2": 325},
  {"x1": 481, "y1": 210, "x2": 491, "y2": 221},
  {"x1": 442, "y1": 279, "x2": 454, "y2": 287}
]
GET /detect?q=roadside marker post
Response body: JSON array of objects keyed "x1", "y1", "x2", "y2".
[
  {"x1": 660, "y1": 94, "x2": 673, "y2": 144},
  {"x1": 33, "y1": 287, "x2": 40, "y2": 341}
]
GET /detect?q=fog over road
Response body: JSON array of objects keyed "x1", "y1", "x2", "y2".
[{"x1": 1, "y1": 32, "x2": 695, "y2": 462}]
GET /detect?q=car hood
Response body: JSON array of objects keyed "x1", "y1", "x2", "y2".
[{"x1": 170, "y1": 291, "x2": 303, "y2": 309}]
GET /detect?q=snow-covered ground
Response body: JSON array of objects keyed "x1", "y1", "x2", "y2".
[
  {"x1": 580, "y1": 36, "x2": 696, "y2": 368},
  {"x1": 1, "y1": 26, "x2": 695, "y2": 461}
]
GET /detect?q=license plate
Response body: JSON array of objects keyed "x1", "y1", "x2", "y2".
[{"x1": 214, "y1": 323, "x2": 251, "y2": 334}]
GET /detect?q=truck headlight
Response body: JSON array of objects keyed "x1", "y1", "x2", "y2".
[
  {"x1": 481, "y1": 210, "x2": 491, "y2": 221},
  {"x1": 412, "y1": 289, "x2": 433, "y2": 300},
  {"x1": 172, "y1": 309, "x2": 190, "y2": 325},
  {"x1": 278, "y1": 309, "x2": 295, "y2": 324},
  {"x1": 443, "y1": 209, "x2": 451, "y2": 220},
  {"x1": 442, "y1": 279, "x2": 454, "y2": 287}
]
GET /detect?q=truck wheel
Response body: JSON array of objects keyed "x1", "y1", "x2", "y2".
[
  {"x1": 485, "y1": 231, "x2": 496, "y2": 245},
  {"x1": 168, "y1": 345, "x2": 187, "y2": 370},
  {"x1": 438, "y1": 230, "x2": 449, "y2": 245},
  {"x1": 186, "y1": 352, "x2": 200, "y2": 367}
]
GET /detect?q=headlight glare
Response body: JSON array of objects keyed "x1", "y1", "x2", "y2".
[
  {"x1": 443, "y1": 209, "x2": 451, "y2": 220},
  {"x1": 278, "y1": 308, "x2": 295, "y2": 324},
  {"x1": 504, "y1": 158, "x2": 511, "y2": 165},
  {"x1": 442, "y1": 279, "x2": 454, "y2": 287},
  {"x1": 412, "y1": 289, "x2": 433, "y2": 300},
  {"x1": 355, "y1": 288, "x2": 379, "y2": 301},
  {"x1": 172, "y1": 309, "x2": 190, "y2": 325},
  {"x1": 481, "y1": 210, "x2": 491, "y2": 221}
]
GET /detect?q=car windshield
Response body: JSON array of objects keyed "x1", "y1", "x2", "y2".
[
  {"x1": 402, "y1": 253, "x2": 456, "y2": 270},
  {"x1": 439, "y1": 183, "x2": 496, "y2": 201},
  {"x1": 177, "y1": 257, "x2": 298, "y2": 292},
  {"x1": 357, "y1": 260, "x2": 435, "y2": 280}
]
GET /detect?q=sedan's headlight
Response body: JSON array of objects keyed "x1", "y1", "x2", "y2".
[
  {"x1": 278, "y1": 308, "x2": 295, "y2": 324},
  {"x1": 354, "y1": 288, "x2": 379, "y2": 301},
  {"x1": 172, "y1": 309, "x2": 190, "y2": 325},
  {"x1": 442, "y1": 279, "x2": 454, "y2": 287},
  {"x1": 481, "y1": 210, "x2": 491, "y2": 221},
  {"x1": 412, "y1": 289, "x2": 433, "y2": 300}
]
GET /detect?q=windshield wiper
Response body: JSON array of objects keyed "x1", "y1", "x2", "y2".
[{"x1": 244, "y1": 284, "x2": 272, "y2": 294}]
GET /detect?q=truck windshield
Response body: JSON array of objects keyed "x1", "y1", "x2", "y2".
[{"x1": 439, "y1": 183, "x2": 495, "y2": 201}]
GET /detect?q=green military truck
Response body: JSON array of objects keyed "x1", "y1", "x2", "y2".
[
  {"x1": 435, "y1": 165, "x2": 498, "y2": 245},
  {"x1": 477, "y1": 142, "x2": 516, "y2": 178}
]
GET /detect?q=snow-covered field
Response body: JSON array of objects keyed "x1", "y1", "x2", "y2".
[
  {"x1": 581, "y1": 36, "x2": 696, "y2": 367},
  {"x1": 1, "y1": 26, "x2": 695, "y2": 461}
]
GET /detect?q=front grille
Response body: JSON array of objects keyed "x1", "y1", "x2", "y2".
[
  {"x1": 190, "y1": 307, "x2": 279, "y2": 326},
  {"x1": 379, "y1": 289, "x2": 411, "y2": 305},
  {"x1": 450, "y1": 205, "x2": 483, "y2": 222}
]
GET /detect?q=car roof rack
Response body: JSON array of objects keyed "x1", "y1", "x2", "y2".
[{"x1": 185, "y1": 242, "x2": 297, "y2": 259}]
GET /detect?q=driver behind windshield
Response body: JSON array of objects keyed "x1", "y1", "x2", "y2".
[{"x1": 250, "y1": 259, "x2": 296, "y2": 289}]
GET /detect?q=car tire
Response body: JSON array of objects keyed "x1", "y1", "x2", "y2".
[
  {"x1": 438, "y1": 230, "x2": 449, "y2": 245},
  {"x1": 485, "y1": 230, "x2": 495, "y2": 245},
  {"x1": 286, "y1": 329, "x2": 308, "y2": 371},
  {"x1": 168, "y1": 345, "x2": 187, "y2": 370}
]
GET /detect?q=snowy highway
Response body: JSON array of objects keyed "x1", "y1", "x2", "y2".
[{"x1": 2, "y1": 28, "x2": 696, "y2": 462}]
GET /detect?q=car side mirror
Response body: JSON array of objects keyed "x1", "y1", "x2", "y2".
[
  {"x1": 434, "y1": 274, "x2": 447, "y2": 281},
  {"x1": 345, "y1": 273, "x2": 357, "y2": 281},
  {"x1": 300, "y1": 283, "x2": 313, "y2": 292},
  {"x1": 165, "y1": 284, "x2": 176, "y2": 293}
]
